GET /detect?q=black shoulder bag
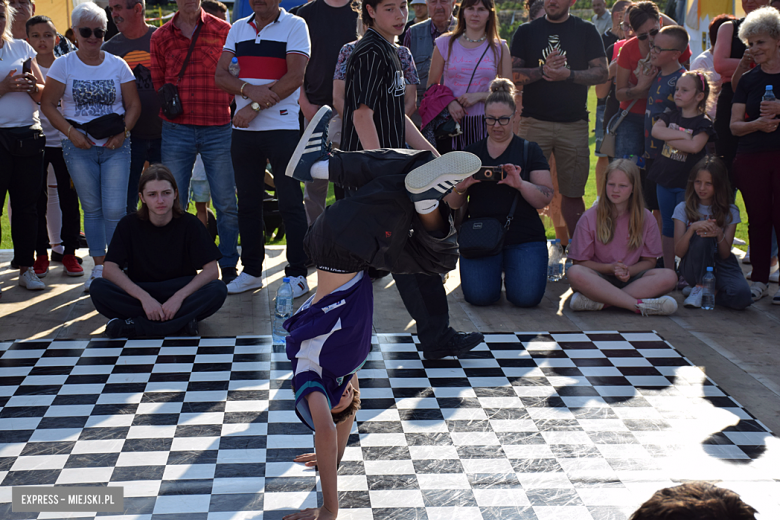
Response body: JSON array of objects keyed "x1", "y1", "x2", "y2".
[
  {"x1": 158, "y1": 20, "x2": 203, "y2": 120},
  {"x1": 458, "y1": 140, "x2": 529, "y2": 259}
]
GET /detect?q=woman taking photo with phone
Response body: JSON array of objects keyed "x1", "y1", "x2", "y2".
[
  {"x1": 41, "y1": 1, "x2": 140, "y2": 292},
  {"x1": 0, "y1": 0, "x2": 47, "y2": 293},
  {"x1": 447, "y1": 79, "x2": 552, "y2": 307},
  {"x1": 426, "y1": 0, "x2": 511, "y2": 153}
]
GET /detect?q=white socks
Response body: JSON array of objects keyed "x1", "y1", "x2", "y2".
[
  {"x1": 310, "y1": 160, "x2": 329, "y2": 180},
  {"x1": 414, "y1": 200, "x2": 439, "y2": 214}
]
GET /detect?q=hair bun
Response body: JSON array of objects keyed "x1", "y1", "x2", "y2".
[{"x1": 489, "y1": 78, "x2": 514, "y2": 95}]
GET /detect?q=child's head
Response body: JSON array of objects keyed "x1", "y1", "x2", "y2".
[
  {"x1": 684, "y1": 155, "x2": 733, "y2": 228},
  {"x1": 674, "y1": 70, "x2": 711, "y2": 114},
  {"x1": 25, "y1": 15, "x2": 56, "y2": 56},
  {"x1": 331, "y1": 382, "x2": 361, "y2": 424},
  {"x1": 357, "y1": 0, "x2": 407, "y2": 34},
  {"x1": 597, "y1": 159, "x2": 646, "y2": 250},
  {"x1": 137, "y1": 164, "x2": 184, "y2": 220},
  {"x1": 649, "y1": 25, "x2": 687, "y2": 67}
]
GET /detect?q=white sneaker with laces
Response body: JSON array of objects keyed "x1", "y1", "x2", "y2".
[
  {"x1": 84, "y1": 265, "x2": 103, "y2": 293},
  {"x1": 227, "y1": 272, "x2": 263, "y2": 294},
  {"x1": 636, "y1": 295, "x2": 678, "y2": 316},
  {"x1": 19, "y1": 269, "x2": 45, "y2": 290},
  {"x1": 290, "y1": 275, "x2": 310, "y2": 299},
  {"x1": 569, "y1": 292, "x2": 604, "y2": 311},
  {"x1": 684, "y1": 286, "x2": 703, "y2": 308}
]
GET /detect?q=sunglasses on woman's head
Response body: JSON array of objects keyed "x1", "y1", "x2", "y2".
[
  {"x1": 637, "y1": 28, "x2": 659, "y2": 41},
  {"x1": 78, "y1": 27, "x2": 106, "y2": 39}
]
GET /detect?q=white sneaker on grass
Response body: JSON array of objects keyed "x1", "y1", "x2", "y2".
[
  {"x1": 684, "y1": 286, "x2": 703, "y2": 308},
  {"x1": 19, "y1": 269, "x2": 45, "y2": 291},
  {"x1": 569, "y1": 292, "x2": 604, "y2": 311},
  {"x1": 636, "y1": 296, "x2": 678, "y2": 316},
  {"x1": 84, "y1": 265, "x2": 103, "y2": 293},
  {"x1": 227, "y1": 272, "x2": 263, "y2": 294},
  {"x1": 290, "y1": 275, "x2": 310, "y2": 299}
]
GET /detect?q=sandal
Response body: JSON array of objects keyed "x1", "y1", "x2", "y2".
[{"x1": 750, "y1": 281, "x2": 768, "y2": 302}]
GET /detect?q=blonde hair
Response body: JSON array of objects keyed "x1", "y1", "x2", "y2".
[
  {"x1": 1, "y1": 0, "x2": 16, "y2": 42},
  {"x1": 597, "y1": 159, "x2": 646, "y2": 251}
]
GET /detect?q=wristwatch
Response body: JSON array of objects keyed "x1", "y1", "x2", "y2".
[
  {"x1": 251, "y1": 101, "x2": 262, "y2": 112},
  {"x1": 566, "y1": 69, "x2": 575, "y2": 82},
  {"x1": 124, "y1": 127, "x2": 131, "y2": 139}
]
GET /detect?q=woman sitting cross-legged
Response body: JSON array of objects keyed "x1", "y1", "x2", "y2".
[
  {"x1": 566, "y1": 159, "x2": 679, "y2": 315},
  {"x1": 89, "y1": 165, "x2": 228, "y2": 338},
  {"x1": 446, "y1": 78, "x2": 553, "y2": 307}
]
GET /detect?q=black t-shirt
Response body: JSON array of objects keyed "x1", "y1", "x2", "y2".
[
  {"x1": 464, "y1": 136, "x2": 549, "y2": 245},
  {"x1": 511, "y1": 15, "x2": 606, "y2": 122},
  {"x1": 105, "y1": 213, "x2": 222, "y2": 283},
  {"x1": 297, "y1": 0, "x2": 358, "y2": 106},
  {"x1": 647, "y1": 110, "x2": 716, "y2": 189},
  {"x1": 732, "y1": 66, "x2": 780, "y2": 153},
  {"x1": 341, "y1": 29, "x2": 406, "y2": 151}
]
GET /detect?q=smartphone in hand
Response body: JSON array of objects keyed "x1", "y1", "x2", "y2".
[
  {"x1": 22, "y1": 58, "x2": 33, "y2": 75},
  {"x1": 472, "y1": 165, "x2": 505, "y2": 181}
]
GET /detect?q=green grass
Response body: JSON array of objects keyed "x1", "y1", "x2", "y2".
[{"x1": 0, "y1": 89, "x2": 748, "y2": 251}]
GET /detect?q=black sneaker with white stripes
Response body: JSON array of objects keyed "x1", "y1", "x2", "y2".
[
  {"x1": 285, "y1": 105, "x2": 332, "y2": 182},
  {"x1": 404, "y1": 151, "x2": 482, "y2": 202}
]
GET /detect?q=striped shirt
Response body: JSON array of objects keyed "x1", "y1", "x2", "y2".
[
  {"x1": 150, "y1": 9, "x2": 232, "y2": 126},
  {"x1": 223, "y1": 9, "x2": 310, "y2": 131},
  {"x1": 341, "y1": 29, "x2": 406, "y2": 151}
]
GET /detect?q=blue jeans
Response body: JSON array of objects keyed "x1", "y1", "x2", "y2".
[
  {"x1": 459, "y1": 241, "x2": 548, "y2": 307},
  {"x1": 656, "y1": 184, "x2": 686, "y2": 237},
  {"x1": 161, "y1": 121, "x2": 239, "y2": 268},
  {"x1": 614, "y1": 112, "x2": 645, "y2": 160},
  {"x1": 127, "y1": 137, "x2": 161, "y2": 213},
  {"x1": 62, "y1": 139, "x2": 130, "y2": 257}
]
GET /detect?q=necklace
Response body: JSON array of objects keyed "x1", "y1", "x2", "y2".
[{"x1": 463, "y1": 33, "x2": 486, "y2": 43}]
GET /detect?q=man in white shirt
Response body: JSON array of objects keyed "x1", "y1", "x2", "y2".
[{"x1": 591, "y1": 0, "x2": 611, "y2": 36}]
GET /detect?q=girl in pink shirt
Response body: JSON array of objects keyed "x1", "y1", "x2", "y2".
[{"x1": 566, "y1": 159, "x2": 679, "y2": 315}]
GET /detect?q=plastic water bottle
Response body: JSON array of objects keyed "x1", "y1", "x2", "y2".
[
  {"x1": 547, "y1": 239, "x2": 564, "y2": 282},
  {"x1": 763, "y1": 85, "x2": 776, "y2": 102},
  {"x1": 702, "y1": 267, "x2": 716, "y2": 310},
  {"x1": 228, "y1": 57, "x2": 240, "y2": 77},
  {"x1": 272, "y1": 277, "x2": 293, "y2": 345}
]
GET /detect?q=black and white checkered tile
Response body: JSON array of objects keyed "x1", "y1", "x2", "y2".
[{"x1": 1, "y1": 332, "x2": 778, "y2": 520}]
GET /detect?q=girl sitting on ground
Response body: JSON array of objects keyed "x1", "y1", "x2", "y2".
[
  {"x1": 649, "y1": 70, "x2": 716, "y2": 283},
  {"x1": 674, "y1": 156, "x2": 753, "y2": 309},
  {"x1": 566, "y1": 159, "x2": 679, "y2": 315}
]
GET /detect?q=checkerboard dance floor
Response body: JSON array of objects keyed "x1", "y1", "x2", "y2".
[{"x1": 1, "y1": 332, "x2": 779, "y2": 520}]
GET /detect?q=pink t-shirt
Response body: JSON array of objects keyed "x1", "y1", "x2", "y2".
[
  {"x1": 568, "y1": 207, "x2": 662, "y2": 265},
  {"x1": 435, "y1": 35, "x2": 505, "y2": 117}
]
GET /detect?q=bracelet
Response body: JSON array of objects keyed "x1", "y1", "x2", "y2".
[
  {"x1": 67, "y1": 125, "x2": 73, "y2": 138},
  {"x1": 240, "y1": 82, "x2": 248, "y2": 99},
  {"x1": 453, "y1": 187, "x2": 467, "y2": 196}
]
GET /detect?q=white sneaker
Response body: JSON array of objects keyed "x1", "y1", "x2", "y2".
[
  {"x1": 750, "y1": 281, "x2": 768, "y2": 302},
  {"x1": 746, "y1": 263, "x2": 779, "y2": 282},
  {"x1": 19, "y1": 269, "x2": 45, "y2": 291},
  {"x1": 733, "y1": 237, "x2": 746, "y2": 246},
  {"x1": 84, "y1": 265, "x2": 103, "y2": 293},
  {"x1": 569, "y1": 292, "x2": 604, "y2": 311},
  {"x1": 683, "y1": 286, "x2": 703, "y2": 308},
  {"x1": 227, "y1": 272, "x2": 263, "y2": 294},
  {"x1": 636, "y1": 295, "x2": 678, "y2": 316},
  {"x1": 290, "y1": 275, "x2": 310, "y2": 299}
]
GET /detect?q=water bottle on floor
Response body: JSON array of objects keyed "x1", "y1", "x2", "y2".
[
  {"x1": 702, "y1": 267, "x2": 716, "y2": 310},
  {"x1": 228, "y1": 57, "x2": 241, "y2": 77},
  {"x1": 272, "y1": 277, "x2": 294, "y2": 345},
  {"x1": 763, "y1": 85, "x2": 776, "y2": 102}
]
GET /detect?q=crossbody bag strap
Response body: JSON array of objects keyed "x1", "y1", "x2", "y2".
[
  {"x1": 176, "y1": 19, "x2": 204, "y2": 85},
  {"x1": 465, "y1": 43, "x2": 491, "y2": 93},
  {"x1": 504, "y1": 139, "x2": 529, "y2": 230},
  {"x1": 610, "y1": 98, "x2": 639, "y2": 132}
]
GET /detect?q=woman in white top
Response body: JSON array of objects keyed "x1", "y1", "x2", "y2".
[
  {"x1": 0, "y1": 0, "x2": 47, "y2": 293},
  {"x1": 41, "y1": 2, "x2": 140, "y2": 292}
]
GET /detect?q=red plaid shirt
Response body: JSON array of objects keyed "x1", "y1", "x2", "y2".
[{"x1": 150, "y1": 9, "x2": 232, "y2": 126}]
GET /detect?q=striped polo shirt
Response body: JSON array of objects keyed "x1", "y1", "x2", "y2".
[{"x1": 223, "y1": 9, "x2": 310, "y2": 131}]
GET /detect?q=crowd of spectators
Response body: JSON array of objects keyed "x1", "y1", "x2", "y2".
[{"x1": 1, "y1": 0, "x2": 780, "y2": 333}]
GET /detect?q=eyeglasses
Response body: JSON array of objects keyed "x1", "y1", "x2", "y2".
[
  {"x1": 650, "y1": 43, "x2": 680, "y2": 54},
  {"x1": 619, "y1": 22, "x2": 631, "y2": 29},
  {"x1": 636, "y1": 28, "x2": 659, "y2": 41},
  {"x1": 485, "y1": 115, "x2": 512, "y2": 126},
  {"x1": 78, "y1": 27, "x2": 106, "y2": 39}
]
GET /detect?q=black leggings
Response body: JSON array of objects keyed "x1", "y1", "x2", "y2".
[{"x1": 36, "y1": 147, "x2": 82, "y2": 256}]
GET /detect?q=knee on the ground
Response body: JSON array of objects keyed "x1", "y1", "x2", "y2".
[
  {"x1": 464, "y1": 290, "x2": 501, "y2": 307},
  {"x1": 718, "y1": 283, "x2": 753, "y2": 310},
  {"x1": 507, "y1": 289, "x2": 544, "y2": 308}
]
